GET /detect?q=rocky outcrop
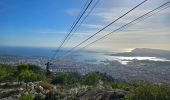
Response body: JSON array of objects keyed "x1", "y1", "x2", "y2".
[
  {"x1": 79, "y1": 86, "x2": 129, "y2": 100},
  {"x1": 0, "y1": 82, "x2": 130, "y2": 100}
]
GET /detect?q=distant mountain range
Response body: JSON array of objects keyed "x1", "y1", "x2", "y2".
[{"x1": 107, "y1": 48, "x2": 170, "y2": 59}]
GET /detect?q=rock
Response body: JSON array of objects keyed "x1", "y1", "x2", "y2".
[
  {"x1": 80, "y1": 87, "x2": 112, "y2": 100},
  {"x1": 39, "y1": 86, "x2": 44, "y2": 90},
  {"x1": 69, "y1": 88, "x2": 78, "y2": 95},
  {"x1": 34, "y1": 93, "x2": 45, "y2": 100},
  {"x1": 0, "y1": 83, "x2": 6, "y2": 86},
  {"x1": 0, "y1": 96, "x2": 16, "y2": 100},
  {"x1": 0, "y1": 89, "x2": 20, "y2": 99},
  {"x1": 109, "y1": 89, "x2": 129, "y2": 100},
  {"x1": 18, "y1": 88, "x2": 24, "y2": 91},
  {"x1": 123, "y1": 87, "x2": 130, "y2": 91},
  {"x1": 109, "y1": 92, "x2": 123, "y2": 100}
]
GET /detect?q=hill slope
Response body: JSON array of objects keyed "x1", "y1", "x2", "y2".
[{"x1": 108, "y1": 48, "x2": 170, "y2": 59}]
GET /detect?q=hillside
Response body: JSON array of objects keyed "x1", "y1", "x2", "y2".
[
  {"x1": 1, "y1": 64, "x2": 170, "y2": 100},
  {"x1": 108, "y1": 48, "x2": 170, "y2": 59}
]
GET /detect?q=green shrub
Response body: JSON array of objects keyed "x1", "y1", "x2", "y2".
[
  {"x1": 126, "y1": 82, "x2": 170, "y2": 100},
  {"x1": 19, "y1": 93, "x2": 33, "y2": 100},
  {"x1": 96, "y1": 72, "x2": 115, "y2": 82},
  {"x1": 66, "y1": 73, "x2": 78, "y2": 85},
  {"x1": 110, "y1": 82, "x2": 131, "y2": 89},
  {"x1": 0, "y1": 64, "x2": 15, "y2": 82},
  {"x1": 45, "y1": 90, "x2": 66, "y2": 100},
  {"x1": 34, "y1": 94, "x2": 44, "y2": 100},
  {"x1": 27, "y1": 64, "x2": 45, "y2": 74},
  {"x1": 15, "y1": 64, "x2": 46, "y2": 88},
  {"x1": 16, "y1": 64, "x2": 45, "y2": 79},
  {"x1": 51, "y1": 72, "x2": 68, "y2": 85},
  {"x1": 82, "y1": 72, "x2": 101, "y2": 86},
  {"x1": 51, "y1": 72, "x2": 77, "y2": 85}
]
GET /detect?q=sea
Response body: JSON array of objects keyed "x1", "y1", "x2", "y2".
[{"x1": 0, "y1": 46, "x2": 170, "y2": 64}]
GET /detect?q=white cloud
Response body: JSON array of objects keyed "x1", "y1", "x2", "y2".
[
  {"x1": 61, "y1": 0, "x2": 170, "y2": 51},
  {"x1": 81, "y1": 24, "x2": 104, "y2": 29}
]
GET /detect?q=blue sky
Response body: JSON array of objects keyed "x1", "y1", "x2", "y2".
[
  {"x1": 0, "y1": 0, "x2": 84, "y2": 45},
  {"x1": 0, "y1": 0, "x2": 170, "y2": 51}
]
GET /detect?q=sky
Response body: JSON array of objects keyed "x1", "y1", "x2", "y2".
[{"x1": 0, "y1": 0, "x2": 170, "y2": 52}]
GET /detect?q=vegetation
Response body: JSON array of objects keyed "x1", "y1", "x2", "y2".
[
  {"x1": 0, "y1": 64, "x2": 45, "y2": 89},
  {"x1": 51, "y1": 72, "x2": 78, "y2": 85},
  {"x1": 82, "y1": 72, "x2": 101, "y2": 86},
  {"x1": 1, "y1": 64, "x2": 170, "y2": 100},
  {"x1": 16, "y1": 64, "x2": 46, "y2": 83},
  {"x1": 19, "y1": 70, "x2": 37, "y2": 89},
  {"x1": 126, "y1": 82, "x2": 170, "y2": 100},
  {"x1": 45, "y1": 90, "x2": 66, "y2": 100},
  {"x1": 0, "y1": 64, "x2": 15, "y2": 82},
  {"x1": 1, "y1": 64, "x2": 45, "y2": 82},
  {"x1": 19, "y1": 93, "x2": 33, "y2": 100}
]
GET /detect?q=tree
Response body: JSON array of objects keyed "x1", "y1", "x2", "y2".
[
  {"x1": 27, "y1": 64, "x2": 46, "y2": 81},
  {"x1": 82, "y1": 72, "x2": 101, "y2": 86},
  {"x1": 0, "y1": 66, "x2": 8, "y2": 82},
  {"x1": 27, "y1": 64, "x2": 45, "y2": 75},
  {"x1": 51, "y1": 72, "x2": 67, "y2": 85},
  {"x1": 0, "y1": 64, "x2": 14, "y2": 82},
  {"x1": 17, "y1": 64, "x2": 29, "y2": 72},
  {"x1": 16, "y1": 64, "x2": 29, "y2": 83},
  {"x1": 15, "y1": 64, "x2": 45, "y2": 85},
  {"x1": 51, "y1": 72, "x2": 77, "y2": 85},
  {"x1": 65, "y1": 73, "x2": 77, "y2": 85},
  {"x1": 96, "y1": 72, "x2": 115, "y2": 82},
  {"x1": 19, "y1": 70, "x2": 37, "y2": 89}
]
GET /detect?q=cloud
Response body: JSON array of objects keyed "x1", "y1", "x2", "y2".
[
  {"x1": 33, "y1": 0, "x2": 170, "y2": 51},
  {"x1": 81, "y1": 24, "x2": 104, "y2": 29}
]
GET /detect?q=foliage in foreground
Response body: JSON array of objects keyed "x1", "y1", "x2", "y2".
[
  {"x1": 126, "y1": 82, "x2": 170, "y2": 100},
  {"x1": 0, "y1": 64, "x2": 46, "y2": 89},
  {"x1": 0, "y1": 64, "x2": 15, "y2": 82},
  {"x1": 51, "y1": 71, "x2": 103, "y2": 86},
  {"x1": 51, "y1": 72, "x2": 79, "y2": 85},
  {"x1": 19, "y1": 93, "x2": 33, "y2": 100},
  {"x1": 1, "y1": 64, "x2": 170, "y2": 100},
  {"x1": 45, "y1": 90, "x2": 66, "y2": 100},
  {"x1": 81, "y1": 72, "x2": 101, "y2": 86}
]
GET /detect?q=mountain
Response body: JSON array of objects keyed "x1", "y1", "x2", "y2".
[{"x1": 107, "y1": 48, "x2": 170, "y2": 59}]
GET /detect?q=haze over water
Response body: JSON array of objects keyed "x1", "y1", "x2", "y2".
[{"x1": 1, "y1": 46, "x2": 169, "y2": 65}]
